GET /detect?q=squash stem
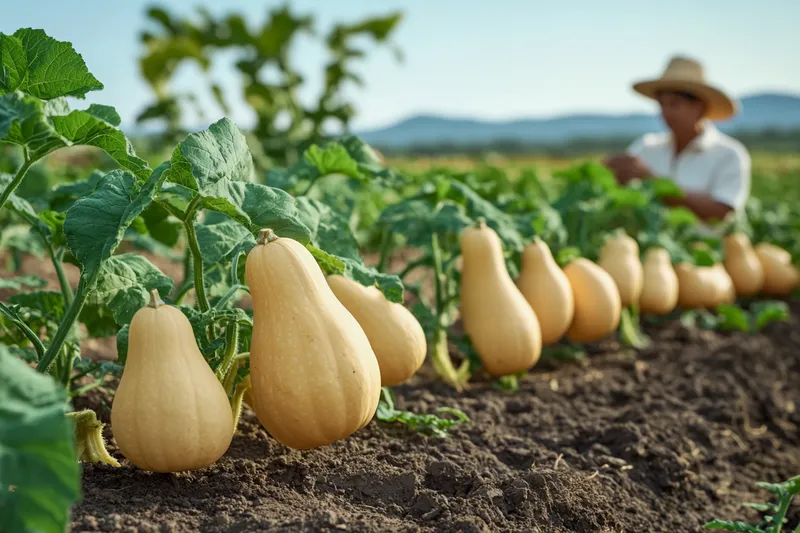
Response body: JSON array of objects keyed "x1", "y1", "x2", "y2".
[
  {"x1": 216, "y1": 322, "x2": 240, "y2": 388},
  {"x1": 37, "y1": 272, "x2": 96, "y2": 379},
  {"x1": 183, "y1": 210, "x2": 210, "y2": 312},
  {"x1": 0, "y1": 150, "x2": 35, "y2": 214},
  {"x1": 257, "y1": 228, "x2": 279, "y2": 245},
  {"x1": 67, "y1": 409, "x2": 121, "y2": 467},
  {"x1": 230, "y1": 374, "x2": 251, "y2": 434},
  {"x1": 619, "y1": 305, "x2": 650, "y2": 349},
  {"x1": 148, "y1": 289, "x2": 164, "y2": 308},
  {"x1": 376, "y1": 227, "x2": 393, "y2": 273},
  {"x1": 430, "y1": 232, "x2": 468, "y2": 390}
]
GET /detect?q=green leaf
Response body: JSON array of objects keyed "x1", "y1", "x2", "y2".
[
  {"x1": 8, "y1": 291, "x2": 65, "y2": 325},
  {"x1": 303, "y1": 143, "x2": 362, "y2": 180},
  {"x1": 139, "y1": 202, "x2": 181, "y2": 247},
  {"x1": 0, "y1": 350, "x2": 80, "y2": 533},
  {"x1": 81, "y1": 254, "x2": 174, "y2": 335},
  {"x1": 64, "y1": 168, "x2": 166, "y2": 280},
  {"x1": 714, "y1": 304, "x2": 750, "y2": 332},
  {"x1": 196, "y1": 219, "x2": 254, "y2": 265},
  {"x1": 448, "y1": 180, "x2": 524, "y2": 251},
  {"x1": 0, "y1": 28, "x2": 102, "y2": 99},
  {"x1": 0, "y1": 92, "x2": 68, "y2": 159},
  {"x1": 205, "y1": 181, "x2": 310, "y2": 240},
  {"x1": 0, "y1": 275, "x2": 46, "y2": 291},
  {"x1": 163, "y1": 117, "x2": 253, "y2": 193},
  {"x1": 295, "y1": 197, "x2": 403, "y2": 302},
  {"x1": 375, "y1": 388, "x2": 468, "y2": 438},
  {"x1": 0, "y1": 93, "x2": 150, "y2": 178},
  {"x1": 750, "y1": 300, "x2": 789, "y2": 331},
  {"x1": 379, "y1": 199, "x2": 471, "y2": 248},
  {"x1": 49, "y1": 107, "x2": 150, "y2": 181}
]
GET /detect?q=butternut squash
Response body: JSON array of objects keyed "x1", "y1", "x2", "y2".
[
  {"x1": 709, "y1": 263, "x2": 736, "y2": 306},
  {"x1": 598, "y1": 232, "x2": 643, "y2": 308},
  {"x1": 460, "y1": 219, "x2": 542, "y2": 377},
  {"x1": 675, "y1": 263, "x2": 723, "y2": 309},
  {"x1": 639, "y1": 247, "x2": 679, "y2": 315},
  {"x1": 245, "y1": 229, "x2": 381, "y2": 449},
  {"x1": 563, "y1": 258, "x2": 622, "y2": 343},
  {"x1": 754, "y1": 242, "x2": 800, "y2": 296},
  {"x1": 723, "y1": 233, "x2": 765, "y2": 297},
  {"x1": 111, "y1": 290, "x2": 234, "y2": 473},
  {"x1": 326, "y1": 274, "x2": 426, "y2": 386},
  {"x1": 516, "y1": 237, "x2": 574, "y2": 345}
]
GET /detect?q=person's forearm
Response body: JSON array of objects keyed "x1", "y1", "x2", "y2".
[{"x1": 664, "y1": 192, "x2": 733, "y2": 222}]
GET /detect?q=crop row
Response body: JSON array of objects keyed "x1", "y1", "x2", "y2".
[{"x1": 1, "y1": 27, "x2": 799, "y2": 533}]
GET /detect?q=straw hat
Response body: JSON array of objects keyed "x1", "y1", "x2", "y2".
[{"x1": 632, "y1": 56, "x2": 737, "y2": 121}]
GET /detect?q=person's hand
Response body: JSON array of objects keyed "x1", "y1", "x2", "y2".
[{"x1": 603, "y1": 154, "x2": 654, "y2": 184}]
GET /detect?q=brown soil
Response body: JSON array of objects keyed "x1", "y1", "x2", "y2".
[{"x1": 69, "y1": 306, "x2": 800, "y2": 533}]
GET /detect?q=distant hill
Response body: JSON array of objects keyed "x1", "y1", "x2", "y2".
[{"x1": 356, "y1": 93, "x2": 800, "y2": 149}]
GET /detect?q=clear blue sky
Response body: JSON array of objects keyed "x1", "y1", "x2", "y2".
[{"x1": 3, "y1": 0, "x2": 799, "y2": 132}]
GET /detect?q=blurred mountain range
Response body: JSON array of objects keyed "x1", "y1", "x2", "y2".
[{"x1": 357, "y1": 93, "x2": 800, "y2": 149}]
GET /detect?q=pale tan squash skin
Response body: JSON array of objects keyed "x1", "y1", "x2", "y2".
[
  {"x1": 326, "y1": 274, "x2": 426, "y2": 386},
  {"x1": 111, "y1": 293, "x2": 234, "y2": 473},
  {"x1": 675, "y1": 263, "x2": 718, "y2": 309},
  {"x1": 709, "y1": 263, "x2": 736, "y2": 305},
  {"x1": 245, "y1": 230, "x2": 382, "y2": 450},
  {"x1": 723, "y1": 233, "x2": 765, "y2": 297},
  {"x1": 754, "y1": 243, "x2": 800, "y2": 296},
  {"x1": 459, "y1": 220, "x2": 542, "y2": 377},
  {"x1": 564, "y1": 258, "x2": 622, "y2": 343},
  {"x1": 639, "y1": 247, "x2": 679, "y2": 315},
  {"x1": 597, "y1": 233, "x2": 643, "y2": 308},
  {"x1": 517, "y1": 238, "x2": 574, "y2": 345}
]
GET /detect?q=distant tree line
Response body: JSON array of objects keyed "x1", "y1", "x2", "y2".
[{"x1": 374, "y1": 128, "x2": 800, "y2": 158}]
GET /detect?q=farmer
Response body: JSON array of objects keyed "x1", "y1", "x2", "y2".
[{"x1": 604, "y1": 56, "x2": 752, "y2": 223}]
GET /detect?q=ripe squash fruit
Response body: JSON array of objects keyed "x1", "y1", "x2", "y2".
[
  {"x1": 708, "y1": 263, "x2": 736, "y2": 306},
  {"x1": 675, "y1": 263, "x2": 722, "y2": 309},
  {"x1": 639, "y1": 247, "x2": 679, "y2": 315},
  {"x1": 245, "y1": 229, "x2": 382, "y2": 449},
  {"x1": 754, "y1": 242, "x2": 800, "y2": 296},
  {"x1": 460, "y1": 219, "x2": 542, "y2": 377},
  {"x1": 598, "y1": 232, "x2": 643, "y2": 308},
  {"x1": 111, "y1": 290, "x2": 234, "y2": 473},
  {"x1": 563, "y1": 258, "x2": 622, "y2": 343},
  {"x1": 326, "y1": 274, "x2": 426, "y2": 386},
  {"x1": 723, "y1": 233, "x2": 765, "y2": 297},
  {"x1": 516, "y1": 237, "x2": 574, "y2": 345}
]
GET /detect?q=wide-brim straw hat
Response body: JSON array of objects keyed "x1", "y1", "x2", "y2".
[{"x1": 632, "y1": 56, "x2": 737, "y2": 121}]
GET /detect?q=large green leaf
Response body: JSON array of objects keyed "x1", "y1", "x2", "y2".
[
  {"x1": 64, "y1": 167, "x2": 166, "y2": 280},
  {"x1": 0, "y1": 93, "x2": 150, "y2": 179},
  {"x1": 80, "y1": 254, "x2": 174, "y2": 336},
  {"x1": 0, "y1": 349, "x2": 80, "y2": 533},
  {"x1": 0, "y1": 28, "x2": 103, "y2": 99},
  {"x1": 0, "y1": 93, "x2": 68, "y2": 159},
  {"x1": 379, "y1": 198, "x2": 471, "y2": 248},
  {"x1": 196, "y1": 219, "x2": 253, "y2": 265},
  {"x1": 0, "y1": 275, "x2": 46, "y2": 291},
  {"x1": 295, "y1": 197, "x2": 403, "y2": 302}
]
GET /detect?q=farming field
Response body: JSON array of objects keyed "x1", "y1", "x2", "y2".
[{"x1": 1, "y1": 25, "x2": 800, "y2": 533}]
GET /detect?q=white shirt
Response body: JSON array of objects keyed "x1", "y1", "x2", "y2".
[{"x1": 626, "y1": 122, "x2": 752, "y2": 212}]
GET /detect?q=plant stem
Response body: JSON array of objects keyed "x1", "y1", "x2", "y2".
[
  {"x1": 214, "y1": 284, "x2": 247, "y2": 310},
  {"x1": 215, "y1": 322, "x2": 240, "y2": 385},
  {"x1": 37, "y1": 273, "x2": 95, "y2": 378},
  {"x1": 67, "y1": 410, "x2": 120, "y2": 467},
  {"x1": 47, "y1": 244, "x2": 74, "y2": 306},
  {"x1": 430, "y1": 232, "x2": 467, "y2": 390},
  {"x1": 376, "y1": 227, "x2": 392, "y2": 273},
  {"x1": 0, "y1": 151, "x2": 34, "y2": 214},
  {"x1": 0, "y1": 302, "x2": 46, "y2": 361},
  {"x1": 230, "y1": 375, "x2": 251, "y2": 434},
  {"x1": 398, "y1": 257, "x2": 429, "y2": 281},
  {"x1": 183, "y1": 199, "x2": 209, "y2": 312}
]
